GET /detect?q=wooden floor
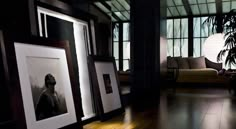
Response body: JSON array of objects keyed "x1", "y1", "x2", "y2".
[{"x1": 84, "y1": 88, "x2": 236, "y2": 129}]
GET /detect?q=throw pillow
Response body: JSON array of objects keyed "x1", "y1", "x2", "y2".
[
  {"x1": 188, "y1": 56, "x2": 206, "y2": 69},
  {"x1": 167, "y1": 56, "x2": 178, "y2": 68},
  {"x1": 176, "y1": 57, "x2": 190, "y2": 69}
]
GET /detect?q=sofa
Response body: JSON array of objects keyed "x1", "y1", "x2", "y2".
[{"x1": 167, "y1": 56, "x2": 228, "y2": 84}]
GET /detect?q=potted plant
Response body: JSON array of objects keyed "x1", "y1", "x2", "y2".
[{"x1": 203, "y1": 9, "x2": 236, "y2": 68}]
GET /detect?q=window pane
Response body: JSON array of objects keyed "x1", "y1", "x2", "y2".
[
  {"x1": 115, "y1": 60, "x2": 119, "y2": 70},
  {"x1": 119, "y1": 0, "x2": 130, "y2": 10},
  {"x1": 169, "y1": 7, "x2": 179, "y2": 16},
  {"x1": 193, "y1": 38, "x2": 201, "y2": 57},
  {"x1": 167, "y1": 39, "x2": 173, "y2": 57},
  {"x1": 177, "y1": 6, "x2": 187, "y2": 16},
  {"x1": 167, "y1": 19, "x2": 173, "y2": 38},
  {"x1": 123, "y1": 41, "x2": 130, "y2": 59},
  {"x1": 194, "y1": 17, "x2": 201, "y2": 37},
  {"x1": 94, "y1": 2, "x2": 110, "y2": 13},
  {"x1": 113, "y1": 42, "x2": 119, "y2": 59},
  {"x1": 167, "y1": 9, "x2": 172, "y2": 17},
  {"x1": 123, "y1": 23, "x2": 130, "y2": 41},
  {"x1": 199, "y1": 4, "x2": 208, "y2": 14},
  {"x1": 113, "y1": 23, "x2": 119, "y2": 41},
  {"x1": 113, "y1": 0, "x2": 125, "y2": 11},
  {"x1": 167, "y1": 0, "x2": 174, "y2": 6},
  {"x1": 181, "y1": 39, "x2": 188, "y2": 57},
  {"x1": 174, "y1": 0, "x2": 183, "y2": 5},
  {"x1": 181, "y1": 18, "x2": 188, "y2": 38},
  {"x1": 123, "y1": 60, "x2": 130, "y2": 71},
  {"x1": 208, "y1": 3, "x2": 216, "y2": 14},
  {"x1": 223, "y1": 2, "x2": 231, "y2": 13},
  {"x1": 174, "y1": 19, "x2": 180, "y2": 38},
  {"x1": 114, "y1": 12, "x2": 127, "y2": 21},
  {"x1": 201, "y1": 17, "x2": 208, "y2": 37},
  {"x1": 174, "y1": 39, "x2": 181, "y2": 56},
  {"x1": 201, "y1": 38, "x2": 207, "y2": 56},
  {"x1": 231, "y1": 64, "x2": 236, "y2": 69},
  {"x1": 209, "y1": 20, "x2": 214, "y2": 35},
  {"x1": 198, "y1": 0, "x2": 207, "y2": 4},
  {"x1": 188, "y1": 0, "x2": 197, "y2": 4},
  {"x1": 191, "y1": 5, "x2": 200, "y2": 15}
]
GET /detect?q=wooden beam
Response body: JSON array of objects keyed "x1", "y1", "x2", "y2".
[
  {"x1": 100, "y1": 1, "x2": 122, "y2": 21},
  {"x1": 216, "y1": 0, "x2": 222, "y2": 14},
  {"x1": 182, "y1": 0, "x2": 192, "y2": 16}
]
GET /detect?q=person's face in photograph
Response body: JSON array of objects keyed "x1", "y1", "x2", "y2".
[{"x1": 46, "y1": 74, "x2": 56, "y2": 93}]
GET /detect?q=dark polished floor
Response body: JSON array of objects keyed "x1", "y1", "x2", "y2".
[{"x1": 84, "y1": 88, "x2": 236, "y2": 129}]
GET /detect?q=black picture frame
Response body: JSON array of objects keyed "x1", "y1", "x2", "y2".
[
  {"x1": 2, "y1": 36, "x2": 83, "y2": 129},
  {"x1": 88, "y1": 56, "x2": 124, "y2": 121}
]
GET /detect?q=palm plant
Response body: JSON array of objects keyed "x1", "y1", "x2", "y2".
[{"x1": 203, "y1": 9, "x2": 236, "y2": 68}]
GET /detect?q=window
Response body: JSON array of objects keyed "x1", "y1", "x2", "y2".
[
  {"x1": 193, "y1": 17, "x2": 212, "y2": 57},
  {"x1": 167, "y1": 18, "x2": 188, "y2": 57},
  {"x1": 123, "y1": 23, "x2": 130, "y2": 71},
  {"x1": 112, "y1": 22, "x2": 130, "y2": 71},
  {"x1": 113, "y1": 23, "x2": 119, "y2": 69}
]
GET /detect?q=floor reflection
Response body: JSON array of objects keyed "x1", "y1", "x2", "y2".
[{"x1": 84, "y1": 89, "x2": 236, "y2": 129}]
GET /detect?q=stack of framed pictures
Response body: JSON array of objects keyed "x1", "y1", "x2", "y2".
[
  {"x1": 1, "y1": 33, "x2": 83, "y2": 129},
  {"x1": 88, "y1": 56, "x2": 124, "y2": 121}
]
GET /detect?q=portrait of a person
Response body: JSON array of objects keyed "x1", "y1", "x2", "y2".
[{"x1": 35, "y1": 73, "x2": 61, "y2": 120}]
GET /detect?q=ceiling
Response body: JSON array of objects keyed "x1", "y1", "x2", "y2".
[
  {"x1": 94, "y1": 0, "x2": 236, "y2": 21},
  {"x1": 94, "y1": 0, "x2": 130, "y2": 22}
]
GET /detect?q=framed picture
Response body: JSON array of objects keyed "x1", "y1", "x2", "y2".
[
  {"x1": 37, "y1": 7, "x2": 96, "y2": 121},
  {"x1": 3, "y1": 37, "x2": 82, "y2": 129},
  {"x1": 88, "y1": 56, "x2": 124, "y2": 121}
]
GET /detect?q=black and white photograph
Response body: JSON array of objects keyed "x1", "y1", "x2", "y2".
[
  {"x1": 14, "y1": 42, "x2": 77, "y2": 129},
  {"x1": 26, "y1": 57, "x2": 67, "y2": 121},
  {"x1": 103, "y1": 74, "x2": 113, "y2": 94}
]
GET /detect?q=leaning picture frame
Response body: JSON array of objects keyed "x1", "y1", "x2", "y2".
[
  {"x1": 88, "y1": 56, "x2": 124, "y2": 121},
  {"x1": 3, "y1": 37, "x2": 82, "y2": 129}
]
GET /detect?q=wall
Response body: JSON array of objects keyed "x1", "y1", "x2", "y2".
[
  {"x1": 0, "y1": 1, "x2": 33, "y2": 39},
  {"x1": 160, "y1": 0, "x2": 167, "y2": 78},
  {"x1": 89, "y1": 5, "x2": 112, "y2": 56},
  {"x1": 0, "y1": 1, "x2": 34, "y2": 128}
]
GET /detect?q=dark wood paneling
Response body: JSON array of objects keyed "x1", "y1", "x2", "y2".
[
  {"x1": 0, "y1": 32, "x2": 11, "y2": 123},
  {"x1": 0, "y1": 1, "x2": 32, "y2": 40},
  {"x1": 38, "y1": 0, "x2": 97, "y2": 22},
  {"x1": 95, "y1": 23, "x2": 112, "y2": 56}
]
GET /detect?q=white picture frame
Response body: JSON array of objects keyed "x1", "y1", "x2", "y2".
[{"x1": 14, "y1": 41, "x2": 78, "y2": 129}]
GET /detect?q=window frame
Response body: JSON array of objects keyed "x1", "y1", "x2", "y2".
[
  {"x1": 167, "y1": 18, "x2": 189, "y2": 57},
  {"x1": 112, "y1": 21, "x2": 130, "y2": 71}
]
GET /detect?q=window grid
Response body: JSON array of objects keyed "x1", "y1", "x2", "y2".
[
  {"x1": 113, "y1": 23, "x2": 119, "y2": 70},
  {"x1": 113, "y1": 22, "x2": 130, "y2": 71},
  {"x1": 167, "y1": 18, "x2": 188, "y2": 57},
  {"x1": 193, "y1": 16, "x2": 210, "y2": 57},
  {"x1": 122, "y1": 22, "x2": 130, "y2": 71}
]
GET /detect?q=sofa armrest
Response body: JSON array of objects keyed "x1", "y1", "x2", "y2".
[{"x1": 205, "y1": 57, "x2": 222, "y2": 71}]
